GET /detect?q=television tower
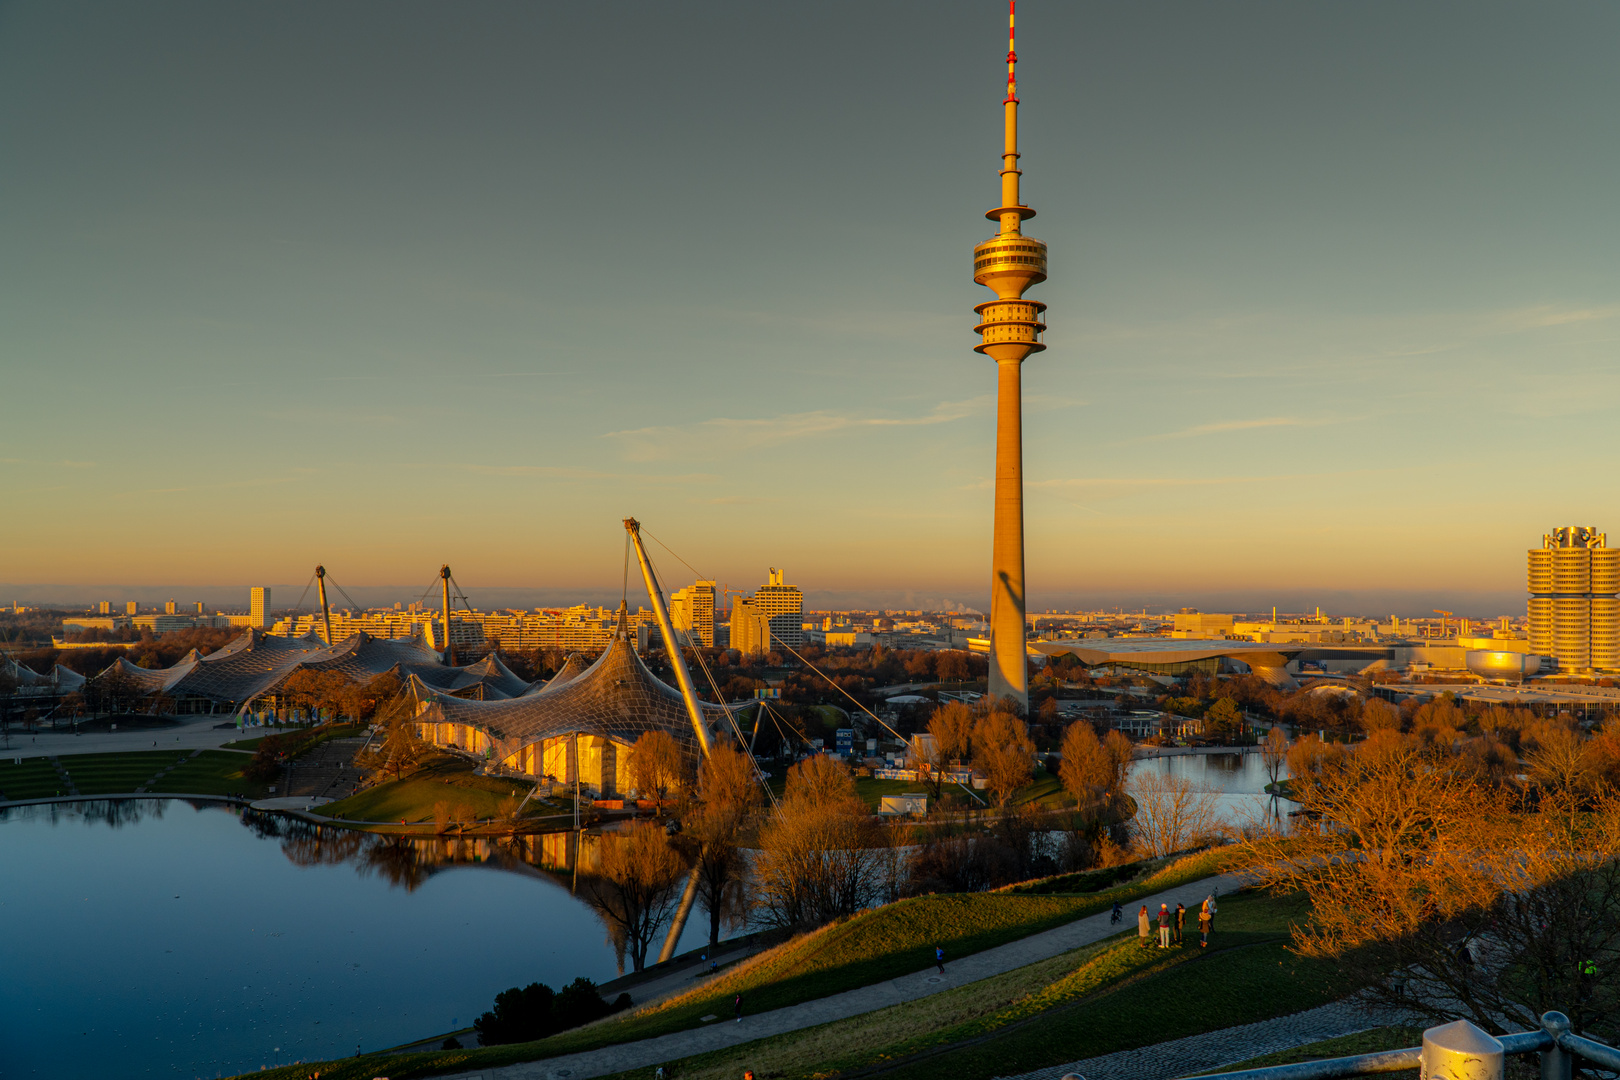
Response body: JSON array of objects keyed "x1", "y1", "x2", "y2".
[{"x1": 973, "y1": 0, "x2": 1046, "y2": 712}]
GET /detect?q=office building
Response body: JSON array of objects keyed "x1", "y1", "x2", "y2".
[
  {"x1": 250, "y1": 587, "x2": 271, "y2": 630},
  {"x1": 731, "y1": 596, "x2": 772, "y2": 657},
  {"x1": 749, "y1": 568, "x2": 805, "y2": 647},
  {"x1": 98, "y1": 601, "x2": 110, "y2": 615},
  {"x1": 165, "y1": 599, "x2": 176, "y2": 615},
  {"x1": 125, "y1": 601, "x2": 138, "y2": 615},
  {"x1": 670, "y1": 580, "x2": 717, "y2": 648},
  {"x1": 1528, "y1": 526, "x2": 1620, "y2": 671}
]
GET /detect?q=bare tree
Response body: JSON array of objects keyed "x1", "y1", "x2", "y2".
[
  {"x1": 686, "y1": 744, "x2": 761, "y2": 950},
  {"x1": 583, "y1": 822, "x2": 687, "y2": 972},
  {"x1": 1261, "y1": 725, "x2": 1289, "y2": 790},
  {"x1": 754, "y1": 756, "x2": 887, "y2": 931},
  {"x1": 1129, "y1": 768, "x2": 1220, "y2": 857},
  {"x1": 628, "y1": 730, "x2": 684, "y2": 807},
  {"x1": 973, "y1": 711, "x2": 1035, "y2": 806},
  {"x1": 1059, "y1": 720, "x2": 1127, "y2": 817}
]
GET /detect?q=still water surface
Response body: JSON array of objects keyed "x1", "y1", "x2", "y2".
[
  {"x1": 1126, "y1": 749, "x2": 1293, "y2": 827},
  {"x1": 0, "y1": 799, "x2": 720, "y2": 1080}
]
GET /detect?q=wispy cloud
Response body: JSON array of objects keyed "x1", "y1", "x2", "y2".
[
  {"x1": 1146, "y1": 416, "x2": 1351, "y2": 441},
  {"x1": 604, "y1": 398, "x2": 987, "y2": 461},
  {"x1": 0, "y1": 458, "x2": 97, "y2": 469},
  {"x1": 419, "y1": 463, "x2": 721, "y2": 484}
]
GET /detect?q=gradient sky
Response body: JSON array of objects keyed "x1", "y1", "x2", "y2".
[{"x1": 4, "y1": 1, "x2": 1618, "y2": 615}]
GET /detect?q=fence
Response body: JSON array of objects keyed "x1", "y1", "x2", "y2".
[{"x1": 1151, "y1": 1011, "x2": 1616, "y2": 1080}]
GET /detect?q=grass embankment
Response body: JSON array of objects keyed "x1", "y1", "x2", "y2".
[
  {"x1": 53, "y1": 751, "x2": 191, "y2": 795},
  {"x1": 1200, "y1": 1026, "x2": 1423, "y2": 1076},
  {"x1": 0, "y1": 749, "x2": 275, "y2": 801},
  {"x1": 320, "y1": 754, "x2": 540, "y2": 824},
  {"x1": 0, "y1": 757, "x2": 65, "y2": 799},
  {"x1": 595, "y1": 889, "x2": 1362, "y2": 1080},
  {"x1": 223, "y1": 721, "x2": 366, "y2": 753},
  {"x1": 159, "y1": 750, "x2": 272, "y2": 797},
  {"x1": 233, "y1": 848, "x2": 1234, "y2": 1080}
]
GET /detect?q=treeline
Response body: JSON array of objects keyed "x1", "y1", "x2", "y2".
[{"x1": 13, "y1": 625, "x2": 241, "y2": 677}]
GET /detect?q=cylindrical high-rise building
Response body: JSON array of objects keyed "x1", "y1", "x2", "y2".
[
  {"x1": 973, "y1": 1, "x2": 1047, "y2": 713},
  {"x1": 1528, "y1": 526, "x2": 1620, "y2": 672}
]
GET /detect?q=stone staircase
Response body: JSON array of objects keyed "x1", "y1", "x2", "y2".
[
  {"x1": 47, "y1": 756, "x2": 79, "y2": 797},
  {"x1": 136, "y1": 749, "x2": 201, "y2": 793},
  {"x1": 281, "y1": 737, "x2": 367, "y2": 800}
]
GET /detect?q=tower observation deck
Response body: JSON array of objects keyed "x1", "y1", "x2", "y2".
[{"x1": 973, "y1": 1, "x2": 1046, "y2": 711}]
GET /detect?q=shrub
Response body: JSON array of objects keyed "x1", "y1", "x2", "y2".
[{"x1": 473, "y1": 976, "x2": 622, "y2": 1046}]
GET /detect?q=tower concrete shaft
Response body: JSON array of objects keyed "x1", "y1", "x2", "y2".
[{"x1": 973, "y1": 0, "x2": 1046, "y2": 712}]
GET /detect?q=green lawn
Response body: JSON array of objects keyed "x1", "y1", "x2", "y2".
[
  {"x1": 0, "y1": 757, "x2": 66, "y2": 800},
  {"x1": 230, "y1": 848, "x2": 1232, "y2": 1080},
  {"x1": 57, "y1": 751, "x2": 191, "y2": 795},
  {"x1": 223, "y1": 721, "x2": 366, "y2": 753},
  {"x1": 157, "y1": 750, "x2": 271, "y2": 797},
  {"x1": 321, "y1": 755, "x2": 536, "y2": 823}
]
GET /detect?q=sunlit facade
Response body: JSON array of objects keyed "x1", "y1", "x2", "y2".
[{"x1": 1528, "y1": 526, "x2": 1620, "y2": 672}]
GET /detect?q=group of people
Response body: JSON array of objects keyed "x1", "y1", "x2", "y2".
[{"x1": 1128, "y1": 895, "x2": 1216, "y2": 949}]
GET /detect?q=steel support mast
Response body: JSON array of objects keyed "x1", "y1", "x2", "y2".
[{"x1": 624, "y1": 517, "x2": 714, "y2": 962}]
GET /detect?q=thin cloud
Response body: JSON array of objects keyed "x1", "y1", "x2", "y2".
[
  {"x1": 604, "y1": 398, "x2": 987, "y2": 461},
  {"x1": 1150, "y1": 416, "x2": 1350, "y2": 440},
  {"x1": 419, "y1": 463, "x2": 721, "y2": 484}
]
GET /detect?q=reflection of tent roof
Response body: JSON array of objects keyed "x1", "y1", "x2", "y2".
[
  {"x1": 522, "y1": 652, "x2": 589, "y2": 696},
  {"x1": 413, "y1": 633, "x2": 726, "y2": 748},
  {"x1": 89, "y1": 629, "x2": 491, "y2": 706}
]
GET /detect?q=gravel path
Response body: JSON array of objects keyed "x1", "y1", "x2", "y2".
[
  {"x1": 436, "y1": 872, "x2": 1247, "y2": 1080},
  {"x1": 1002, "y1": 998, "x2": 1406, "y2": 1080}
]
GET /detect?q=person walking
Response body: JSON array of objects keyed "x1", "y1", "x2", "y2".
[
  {"x1": 1173, "y1": 902, "x2": 1186, "y2": 946},
  {"x1": 734, "y1": 992, "x2": 743, "y2": 1022},
  {"x1": 1111, "y1": 901, "x2": 1122, "y2": 925},
  {"x1": 1137, "y1": 905, "x2": 1151, "y2": 948},
  {"x1": 1199, "y1": 899, "x2": 1212, "y2": 948},
  {"x1": 1157, "y1": 903, "x2": 1171, "y2": 948},
  {"x1": 936, "y1": 945, "x2": 946, "y2": 974},
  {"x1": 1205, "y1": 892, "x2": 1218, "y2": 932}
]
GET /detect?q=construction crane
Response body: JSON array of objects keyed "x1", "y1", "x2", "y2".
[
  {"x1": 624, "y1": 517, "x2": 713, "y2": 961},
  {"x1": 1433, "y1": 609, "x2": 1454, "y2": 639}
]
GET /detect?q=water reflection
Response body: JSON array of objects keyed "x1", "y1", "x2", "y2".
[
  {"x1": 0, "y1": 795, "x2": 225, "y2": 829},
  {"x1": 1125, "y1": 749, "x2": 1296, "y2": 830}
]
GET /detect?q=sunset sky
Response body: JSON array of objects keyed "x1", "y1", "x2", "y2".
[{"x1": 4, "y1": 1, "x2": 1618, "y2": 615}]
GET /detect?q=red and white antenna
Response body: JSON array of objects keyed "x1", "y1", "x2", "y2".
[{"x1": 1005, "y1": 0, "x2": 1018, "y2": 103}]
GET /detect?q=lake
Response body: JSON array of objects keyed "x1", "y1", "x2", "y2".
[
  {"x1": 0, "y1": 799, "x2": 723, "y2": 1080},
  {"x1": 1126, "y1": 749, "x2": 1293, "y2": 828}
]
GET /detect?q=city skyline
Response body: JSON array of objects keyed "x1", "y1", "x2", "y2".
[{"x1": 5, "y1": 2, "x2": 1620, "y2": 607}]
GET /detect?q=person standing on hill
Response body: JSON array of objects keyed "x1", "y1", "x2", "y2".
[
  {"x1": 1199, "y1": 899, "x2": 1213, "y2": 948},
  {"x1": 1206, "y1": 892, "x2": 1218, "y2": 931},
  {"x1": 1137, "y1": 905, "x2": 1151, "y2": 948},
  {"x1": 935, "y1": 945, "x2": 945, "y2": 974},
  {"x1": 1111, "y1": 901, "x2": 1122, "y2": 925},
  {"x1": 734, "y1": 993, "x2": 743, "y2": 1022},
  {"x1": 1174, "y1": 902, "x2": 1186, "y2": 946},
  {"x1": 1157, "y1": 903, "x2": 1171, "y2": 948}
]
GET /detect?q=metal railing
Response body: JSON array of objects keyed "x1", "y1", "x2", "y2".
[{"x1": 1154, "y1": 1011, "x2": 1616, "y2": 1080}]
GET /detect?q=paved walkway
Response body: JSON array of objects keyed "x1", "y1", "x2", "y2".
[
  {"x1": 1005, "y1": 998, "x2": 1409, "y2": 1080},
  {"x1": 436, "y1": 872, "x2": 1247, "y2": 1080},
  {"x1": 1, "y1": 717, "x2": 296, "y2": 759}
]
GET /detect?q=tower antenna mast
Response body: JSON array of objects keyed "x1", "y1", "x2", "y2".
[{"x1": 972, "y1": 0, "x2": 1048, "y2": 712}]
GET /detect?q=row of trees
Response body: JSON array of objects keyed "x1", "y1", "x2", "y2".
[{"x1": 1243, "y1": 717, "x2": 1620, "y2": 1040}]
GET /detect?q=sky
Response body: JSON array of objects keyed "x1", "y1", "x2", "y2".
[{"x1": 3, "y1": 1, "x2": 1618, "y2": 617}]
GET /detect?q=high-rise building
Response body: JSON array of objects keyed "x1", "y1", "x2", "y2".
[
  {"x1": 98, "y1": 601, "x2": 110, "y2": 615},
  {"x1": 250, "y1": 587, "x2": 271, "y2": 630},
  {"x1": 194, "y1": 601, "x2": 205, "y2": 615},
  {"x1": 731, "y1": 596, "x2": 772, "y2": 658},
  {"x1": 165, "y1": 599, "x2": 177, "y2": 615},
  {"x1": 750, "y1": 568, "x2": 805, "y2": 648},
  {"x1": 1528, "y1": 526, "x2": 1620, "y2": 672},
  {"x1": 971, "y1": 2, "x2": 1047, "y2": 712},
  {"x1": 125, "y1": 600, "x2": 138, "y2": 615},
  {"x1": 670, "y1": 581, "x2": 717, "y2": 648}
]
